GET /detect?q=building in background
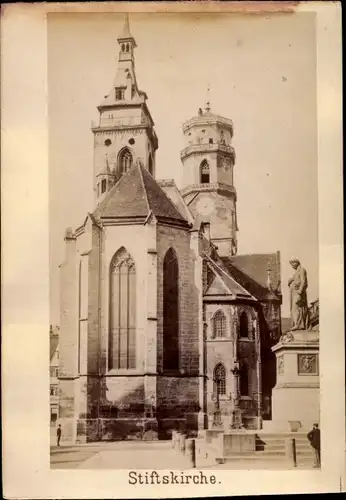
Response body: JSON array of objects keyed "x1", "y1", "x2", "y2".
[
  {"x1": 58, "y1": 16, "x2": 285, "y2": 443},
  {"x1": 50, "y1": 325, "x2": 59, "y2": 424}
]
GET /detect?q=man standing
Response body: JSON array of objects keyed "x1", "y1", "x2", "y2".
[
  {"x1": 57, "y1": 424, "x2": 62, "y2": 447},
  {"x1": 307, "y1": 423, "x2": 320, "y2": 468}
]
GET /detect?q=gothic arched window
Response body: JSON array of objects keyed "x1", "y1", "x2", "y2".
[
  {"x1": 214, "y1": 363, "x2": 226, "y2": 396},
  {"x1": 200, "y1": 160, "x2": 210, "y2": 184},
  {"x1": 213, "y1": 310, "x2": 226, "y2": 338},
  {"x1": 239, "y1": 311, "x2": 249, "y2": 338},
  {"x1": 109, "y1": 248, "x2": 136, "y2": 370},
  {"x1": 163, "y1": 248, "x2": 179, "y2": 371},
  {"x1": 119, "y1": 148, "x2": 133, "y2": 176},
  {"x1": 126, "y1": 43, "x2": 129, "y2": 52},
  {"x1": 240, "y1": 364, "x2": 249, "y2": 396}
]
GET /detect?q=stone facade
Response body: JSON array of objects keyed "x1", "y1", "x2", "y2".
[
  {"x1": 49, "y1": 326, "x2": 59, "y2": 423},
  {"x1": 57, "y1": 16, "x2": 283, "y2": 443}
]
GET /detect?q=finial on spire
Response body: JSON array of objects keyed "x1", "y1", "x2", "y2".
[
  {"x1": 205, "y1": 85, "x2": 211, "y2": 113},
  {"x1": 267, "y1": 262, "x2": 273, "y2": 291},
  {"x1": 121, "y1": 13, "x2": 131, "y2": 38},
  {"x1": 117, "y1": 13, "x2": 137, "y2": 46}
]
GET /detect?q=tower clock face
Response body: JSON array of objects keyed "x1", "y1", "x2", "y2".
[{"x1": 196, "y1": 196, "x2": 215, "y2": 216}]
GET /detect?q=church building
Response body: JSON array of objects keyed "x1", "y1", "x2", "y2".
[{"x1": 58, "y1": 16, "x2": 283, "y2": 443}]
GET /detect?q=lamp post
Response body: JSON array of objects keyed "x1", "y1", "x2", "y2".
[
  {"x1": 212, "y1": 375, "x2": 223, "y2": 428},
  {"x1": 230, "y1": 360, "x2": 244, "y2": 430},
  {"x1": 150, "y1": 394, "x2": 155, "y2": 418}
]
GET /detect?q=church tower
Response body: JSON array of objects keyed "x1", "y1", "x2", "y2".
[
  {"x1": 180, "y1": 100, "x2": 238, "y2": 256},
  {"x1": 92, "y1": 14, "x2": 158, "y2": 205}
]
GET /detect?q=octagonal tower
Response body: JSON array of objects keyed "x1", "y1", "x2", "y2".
[{"x1": 180, "y1": 104, "x2": 238, "y2": 256}]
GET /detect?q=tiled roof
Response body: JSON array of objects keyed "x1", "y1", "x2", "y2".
[
  {"x1": 94, "y1": 164, "x2": 190, "y2": 227},
  {"x1": 50, "y1": 335, "x2": 59, "y2": 361},
  {"x1": 204, "y1": 255, "x2": 256, "y2": 300},
  {"x1": 157, "y1": 179, "x2": 195, "y2": 225},
  {"x1": 281, "y1": 317, "x2": 292, "y2": 334},
  {"x1": 221, "y1": 252, "x2": 281, "y2": 301}
]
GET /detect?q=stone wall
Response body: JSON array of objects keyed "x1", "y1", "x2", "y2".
[{"x1": 156, "y1": 224, "x2": 199, "y2": 375}]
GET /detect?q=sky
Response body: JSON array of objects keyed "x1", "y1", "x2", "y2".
[{"x1": 48, "y1": 12, "x2": 318, "y2": 325}]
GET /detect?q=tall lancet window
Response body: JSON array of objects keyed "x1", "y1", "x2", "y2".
[
  {"x1": 239, "y1": 312, "x2": 249, "y2": 338},
  {"x1": 119, "y1": 148, "x2": 133, "y2": 176},
  {"x1": 163, "y1": 248, "x2": 179, "y2": 371},
  {"x1": 213, "y1": 310, "x2": 227, "y2": 338},
  {"x1": 213, "y1": 363, "x2": 226, "y2": 396},
  {"x1": 200, "y1": 160, "x2": 210, "y2": 184},
  {"x1": 109, "y1": 248, "x2": 136, "y2": 370},
  {"x1": 240, "y1": 364, "x2": 249, "y2": 396}
]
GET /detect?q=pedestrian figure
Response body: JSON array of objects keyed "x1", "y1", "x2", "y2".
[
  {"x1": 307, "y1": 423, "x2": 320, "y2": 468},
  {"x1": 57, "y1": 424, "x2": 62, "y2": 447}
]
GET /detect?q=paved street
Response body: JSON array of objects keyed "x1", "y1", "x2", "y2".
[
  {"x1": 51, "y1": 441, "x2": 192, "y2": 470},
  {"x1": 51, "y1": 441, "x2": 314, "y2": 470}
]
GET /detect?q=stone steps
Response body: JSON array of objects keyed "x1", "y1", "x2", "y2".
[{"x1": 217, "y1": 432, "x2": 315, "y2": 467}]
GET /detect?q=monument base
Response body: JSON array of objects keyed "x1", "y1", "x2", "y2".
[{"x1": 271, "y1": 329, "x2": 319, "y2": 431}]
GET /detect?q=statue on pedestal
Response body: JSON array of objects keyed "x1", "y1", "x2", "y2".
[{"x1": 288, "y1": 258, "x2": 311, "y2": 331}]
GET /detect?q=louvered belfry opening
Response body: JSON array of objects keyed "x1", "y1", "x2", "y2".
[{"x1": 119, "y1": 148, "x2": 133, "y2": 176}]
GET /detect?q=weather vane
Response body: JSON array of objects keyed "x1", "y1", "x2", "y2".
[{"x1": 205, "y1": 84, "x2": 211, "y2": 113}]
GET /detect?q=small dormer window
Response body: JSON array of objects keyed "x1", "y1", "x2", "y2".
[
  {"x1": 209, "y1": 138, "x2": 213, "y2": 144},
  {"x1": 101, "y1": 179, "x2": 107, "y2": 194},
  {"x1": 115, "y1": 88, "x2": 125, "y2": 101}
]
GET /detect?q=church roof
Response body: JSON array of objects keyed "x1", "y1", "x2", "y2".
[
  {"x1": 220, "y1": 252, "x2": 281, "y2": 302},
  {"x1": 94, "y1": 164, "x2": 190, "y2": 227},
  {"x1": 204, "y1": 255, "x2": 256, "y2": 301},
  {"x1": 50, "y1": 334, "x2": 59, "y2": 361},
  {"x1": 157, "y1": 179, "x2": 195, "y2": 225},
  {"x1": 281, "y1": 317, "x2": 292, "y2": 334}
]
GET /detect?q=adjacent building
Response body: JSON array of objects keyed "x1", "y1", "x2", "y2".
[{"x1": 50, "y1": 325, "x2": 60, "y2": 424}]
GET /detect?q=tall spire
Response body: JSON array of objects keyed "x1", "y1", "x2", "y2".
[
  {"x1": 121, "y1": 13, "x2": 131, "y2": 38},
  {"x1": 117, "y1": 13, "x2": 137, "y2": 47},
  {"x1": 266, "y1": 262, "x2": 273, "y2": 291}
]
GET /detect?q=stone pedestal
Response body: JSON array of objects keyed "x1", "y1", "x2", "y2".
[{"x1": 271, "y1": 329, "x2": 319, "y2": 431}]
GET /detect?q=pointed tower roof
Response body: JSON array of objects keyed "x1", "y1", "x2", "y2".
[
  {"x1": 94, "y1": 164, "x2": 190, "y2": 228},
  {"x1": 117, "y1": 13, "x2": 137, "y2": 47}
]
